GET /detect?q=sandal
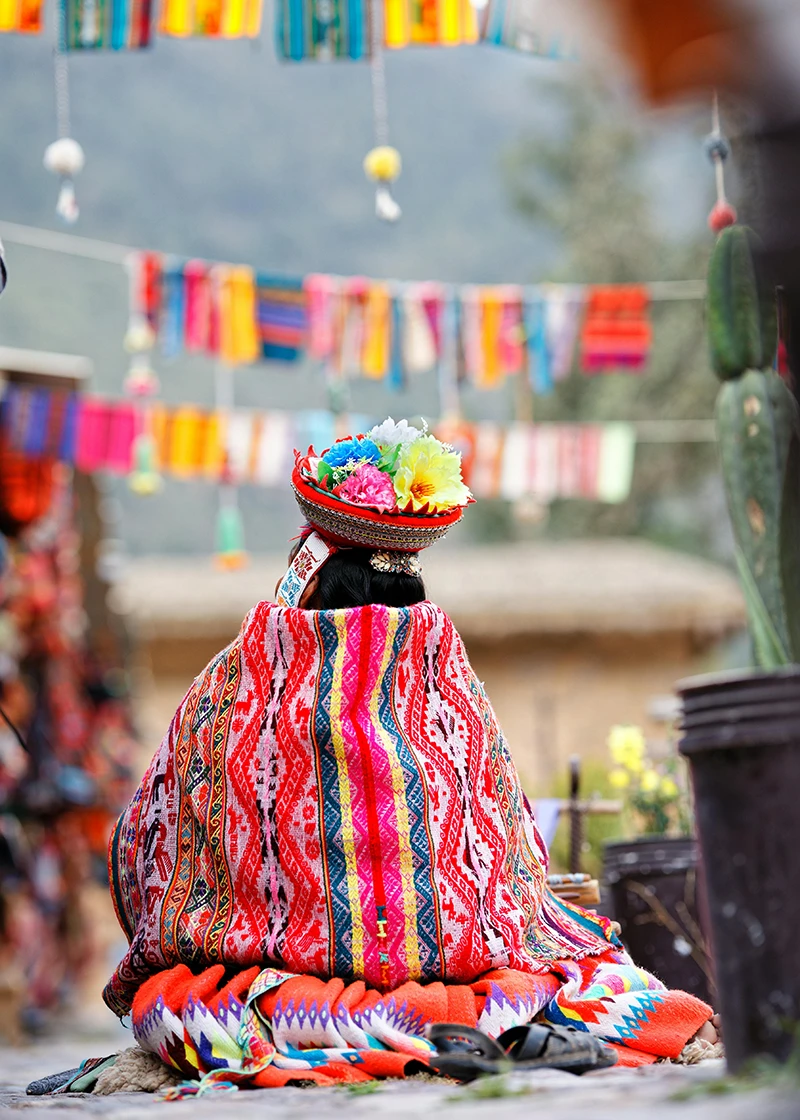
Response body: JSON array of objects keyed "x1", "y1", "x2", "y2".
[{"x1": 428, "y1": 1022, "x2": 616, "y2": 1083}]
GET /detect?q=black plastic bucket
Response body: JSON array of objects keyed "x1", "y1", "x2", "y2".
[
  {"x1": 678, "y1": 667, "x2": 800, "y2": 1072},
  {"x1": 603, "y1": 837, "x2": 713, "y2": 1005}
]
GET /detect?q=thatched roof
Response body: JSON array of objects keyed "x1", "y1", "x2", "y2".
[{"x1": 115, "y1": 539, "x2": 745, "y2": 644}]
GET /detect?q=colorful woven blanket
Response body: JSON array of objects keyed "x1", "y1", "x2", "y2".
[
  {"x1": 132, "y1": 954, "x2": 711, "y2": 1094},
  {"x1": 105, "y1": 602, "x2": 623, "y2": 1016}
]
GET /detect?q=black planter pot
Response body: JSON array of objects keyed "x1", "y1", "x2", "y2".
[
  {"x1": 603, "y1": 836, "x2": 713, "y2": 1006},
  {"x1": 678, "y1": 667, "x2": 800, "y2": 1073}
]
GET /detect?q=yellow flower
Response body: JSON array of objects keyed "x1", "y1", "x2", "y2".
[
  {"x1": 607, "y1": 725, "x2": 646, "y2": 772},
  {"x1": 394, "y1": 436, "x2": 472, "y2": 513},
  {"x1": 608, "y1": 768, "x2": 631, "y2": 789},
  {"x1": 640, "y1": 769, "x2": 660, "y2": 793},
  {"x1": 660, "y1": 777, "x2": 679, "y2": 799}
]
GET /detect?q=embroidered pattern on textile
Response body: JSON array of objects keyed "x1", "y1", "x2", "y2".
[
  {"x1": 105, "y1": 601, "x2": 625, "y2": 1017},
  {"x1": 130, "y1": 955, "x2": 712, "y2": 1094}
]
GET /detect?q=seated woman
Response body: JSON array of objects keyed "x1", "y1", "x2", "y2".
[{"x1": 104, "y1": 420, "x2": 717, "y2": 1092}]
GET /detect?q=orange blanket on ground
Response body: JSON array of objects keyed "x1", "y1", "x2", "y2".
[{"x1": 132, "y1": 952, "x2": 711, "y2": 1094}]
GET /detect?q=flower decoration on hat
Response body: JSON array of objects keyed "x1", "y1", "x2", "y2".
[{"x1": 291, "y1": 417, "x2": 473, "y2": 553}]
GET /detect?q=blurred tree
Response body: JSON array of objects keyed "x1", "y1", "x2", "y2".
[{"x1": 466, "y1": 77, "x2": 729, "y2": 558}]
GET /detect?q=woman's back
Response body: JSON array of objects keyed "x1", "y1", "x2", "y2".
[{"x1": 104, "y1": 600, "x2": 613, "y2": 1016}]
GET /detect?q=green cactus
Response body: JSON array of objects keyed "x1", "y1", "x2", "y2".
[{"x1": 708, "y1": 226, "x2": 800, "y2": 667}]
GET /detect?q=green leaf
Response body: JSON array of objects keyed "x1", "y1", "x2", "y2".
[
  {"x1": 735, "y1": 546, "x2": 791, "y2": 668},
  {"x1": 378, "y1": 444, "x2": 401, "y2": 475},
  {"x1": 317, "y1": 461, "x2": 335, "y2": 489}
]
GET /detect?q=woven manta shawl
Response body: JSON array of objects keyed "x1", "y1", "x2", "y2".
[{"x1": 104, "y1": 601, "x2": 617, "y2": 1017}]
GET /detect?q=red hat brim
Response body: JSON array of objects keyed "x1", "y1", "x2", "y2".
[{"x1": 291, "y1": 465, "x2": 463, "y2": 552}]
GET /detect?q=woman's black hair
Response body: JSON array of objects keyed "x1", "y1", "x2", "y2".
[{"x1": 316, "y1": 549, "x2": 425, "y2": 609}]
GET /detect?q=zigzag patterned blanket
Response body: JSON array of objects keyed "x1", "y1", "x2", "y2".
[{"x1": 132, "y1": 955, "x2": 710, "y2": 1094}]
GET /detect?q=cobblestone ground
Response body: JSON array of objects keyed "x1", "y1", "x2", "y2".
[{"x1": 2, "y1": 1023, "x2": 800, "y2": 1120}]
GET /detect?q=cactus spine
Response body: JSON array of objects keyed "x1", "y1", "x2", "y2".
[{"x1": 709, "y1": 226, "x2": 800, "y2": 667}]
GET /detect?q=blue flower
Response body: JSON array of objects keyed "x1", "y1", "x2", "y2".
[{"x1": 321, "y1": 437, "x2": 381, "y2": 470}]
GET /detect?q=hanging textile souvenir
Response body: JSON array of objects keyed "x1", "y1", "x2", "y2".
[
  {"x1": 167, "y1": 406, "x2": 205, "y2": 479},
  {"x1": 470, "y1": 422, "x2": 504, "y2": 499},
  {"x1": 401, "y1": 284, "x2": 438, "y2": 376},
  {"x1": 523, "y1": 291, "x2": 552, "y2": 396},
  {"x1": 338, "y1": 279, "x2": 368, "y2": 378},
  {"x1": 499, "y1": 422, "x2": 530, "y2": 501},
  {"x1": 597, "y1": 423, "x2": 636, "y2": 504},
  {"x1": 184, "y1": 261, "x2": 215, "y2": 354},
  {"x1": 59, "y1": 0, "x2": 154, "y2": 48},
  {"x1": 543, "y1": 283, "x2": 583, "y2": 382},
  {"x1": 161, "y1": 258, "x2": 186, "y2": 359},
  {"x1": 217, "y1": 266, "x2": 259, "y2": 366},
  {"x1": 580, "y1": 285, "x2": 652, "y2": 374},
  {"x1": 160, "y1": 0, "x2": 261, "y2": 38},
  {"x1": 105, "y1": 402, "x2": 137, "y2": 474},
  {"x1": 224, "y1": 411, "x2": 256, "y2": 484},
  {"x1": 384, "y1": 0, "x2": 478, "y2": 47},
  {"x1": 478, "y1": 288, "x2": 504, "y2": 388},
  {"x1": 436, "y1": 291, "x2": 461, "y2": 419},
  {"x1": 361, "y1": 283, "x2": 391, "y2": 379},
  {"x1": 255, "y1": 274, "x2": 307, "y2": 362},
  {"x1": 304, "y1": 274, "x2": 337, "y2": 361},
  {"x1": 0, "y1": 0, "x2": 42, "y2": 34},
  {"x1": 459, "y1": 286, "x2": 482, "y2": 385},
  {"x1": 481, "y1": 0, "x2": 577, "y2": 59},
  {"x1": 253, "y1": 411, "x2": 292, "y2": 487},
  {"x1": 74, "y1": 398, "x2": 111, "y2": 474},
  {"x1": 497, "y1": 287, "x2": 524, "y2": 377},
  {"x1": 276, "y1": 0, "x2": 368, "y2": 60},
  {"x1": 526, "y1": 424, "x2": 558, "y2": 503}
]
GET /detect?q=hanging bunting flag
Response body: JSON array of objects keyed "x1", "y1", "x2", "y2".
[
  {"x1": 581, "y1": 285, "x2": 652, "y2": 374},
  {"x1": 160, "y1": 0, "x2": 262, "y2": 38},
  {"x1": 218, "y1": 265, "x2": 260, "y2": 366},
  {"x1": 361, "y1": 283, "x2": 392, "y2": 379},
  {"x1": 276, "y1": 0, "x2": 369, "y2": 60},
  {"x1": 385, "y1": 0, "x2": 479, "y2": 48},
  {"x1": 255, "y1": 274, "x2": 307, "y2": 362},
  {"x1": 161, "y1": 258, "x2": 186, "y2": 359},
  {"x1": 481, "y1": 0, "x2": 578, "y2": 59},
  {"x1": 0, "y1": 0, "x2": 43, "y2": 34},
  {"x1": 59, "y1": 0, "x2": 155, "y2": 49},
  {"x1": 542, "y1": 283, "x2": 584, "y2": 382},
  {"x1": 184, "y1": 260, "x2": 216, "y2": 354},
  {"x1": 597, "y1": 423, "x2": 636, "y2": 504}
]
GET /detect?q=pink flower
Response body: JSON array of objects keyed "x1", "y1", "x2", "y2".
[{"x1": 334, "y1": 462, "x2": 397, "y2": 512}]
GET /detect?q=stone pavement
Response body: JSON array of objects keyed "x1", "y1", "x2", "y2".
[{"x1": 3, "y1": 1025, "x2": 800, "y2": 1120}]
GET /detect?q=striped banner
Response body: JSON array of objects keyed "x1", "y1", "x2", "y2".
[
  {"x1": 59, "y1": 0, "x2": 155, "y2": 49},
  {"x1": 159, "y1": 0, "x2": 262, "y2": 38}
]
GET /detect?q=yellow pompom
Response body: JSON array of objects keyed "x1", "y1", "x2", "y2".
[{"x1": 364, "y1": 146, "x2": 402, "y2": 184}]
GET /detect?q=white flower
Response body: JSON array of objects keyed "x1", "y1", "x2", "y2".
[{"x1": 367, "y1": 416, "x2": 426, "y2": 453}]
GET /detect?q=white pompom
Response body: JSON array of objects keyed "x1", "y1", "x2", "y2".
[
  {"x1": 375, "y1": 185, "x2": 401, "y2": 223},
  {"x1": 44, "y1": 137, "x2": 85, "y2": 177}
]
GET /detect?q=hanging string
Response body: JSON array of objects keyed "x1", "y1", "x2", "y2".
[
  {"x1": 44, "y1": 8, "x2": 85, "y2": 225},
  {"x1": 363, "y1": 0, "x2": 402, "y2": 223},
  {"x1": 706, "y1": 92, "x2": 736, "y2": 234}
]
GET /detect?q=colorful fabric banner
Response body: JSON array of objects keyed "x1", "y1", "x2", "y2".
[
  {"x1": 385, "y1": 0, "x2": 479, "y2": 48},
  {"x1": 159, "y1": 0, "x2": 262, "y2": 38},
  {"x1": 256, "y1": 274, "x2": 307, "y2": 362},
  {"x1": 0, "y1": 0, "x2": 42, "y2": 33},
  {"x1": 581, "y1": 285, "x2": 652, "y2": 374},
  {"x1": 275, "y1": 0, "x2": 369, "y2": 61},
  {"x1": 59, "y1": 0, "x2": 154, "y2": 49},
  {"x1": 0, "y1": 388, "x2": 637, "y2": 505}
]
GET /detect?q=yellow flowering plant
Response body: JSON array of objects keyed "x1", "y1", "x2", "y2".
[{"x1": 607, "y1": 725, "x2": 688, "y2": 836}]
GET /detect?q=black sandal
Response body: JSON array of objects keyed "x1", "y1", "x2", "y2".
[{"x1": 428, "y1": 1022, "x2": 616, "y2": 1082}]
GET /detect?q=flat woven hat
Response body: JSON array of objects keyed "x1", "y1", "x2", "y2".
[
  {"x1": 291, "y1": 465, "x2": 463, "y2": 552},
  {"x1": 290, "y1": 419, "x2": 472, "y2": 552}
]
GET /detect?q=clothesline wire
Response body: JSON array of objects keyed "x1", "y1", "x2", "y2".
[{"x1": 0, "y1": 220, "x2": 709, "y2": 300}]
